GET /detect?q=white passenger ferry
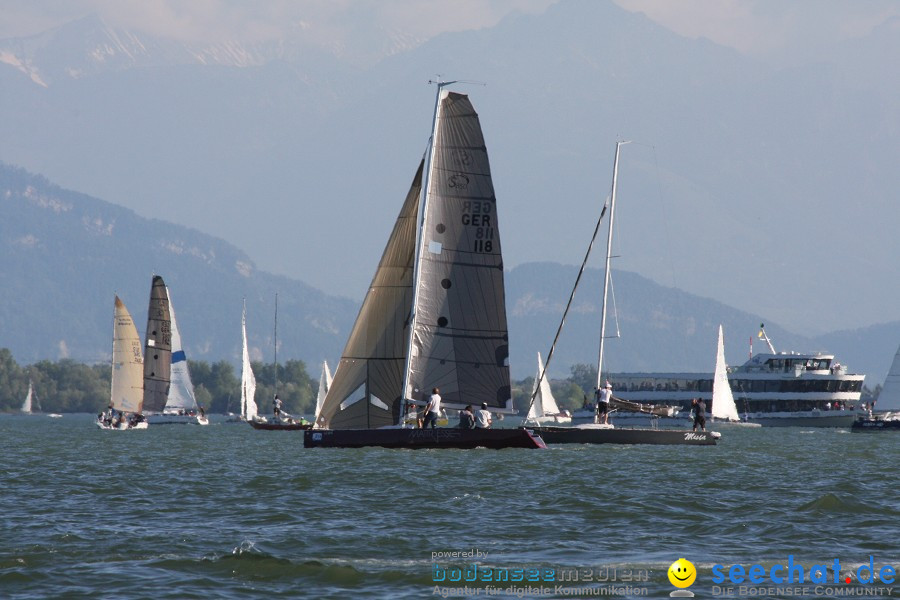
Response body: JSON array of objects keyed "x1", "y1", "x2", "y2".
[{"x1": 608, "y1": 326, "x2": 865, "y2": 427}]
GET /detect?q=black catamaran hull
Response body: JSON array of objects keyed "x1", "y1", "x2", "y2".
[
  {"x1": 531, "y1": 426, "x2": 718, "y2": 445},
  {"x1": 304, "y1": 428, "x2": 547, "y2": 449},
  {"x1": 851, "y1": 418, "x2": 900, "y2": 432},
  {"x1": 248, "y1": 420, "x2": 313, "y2": 431}
]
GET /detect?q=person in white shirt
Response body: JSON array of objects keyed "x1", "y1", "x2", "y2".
[
  {"x1": 475, "y1": 402, "x2": 492, "y2": 429},
  {"x1": 422, "y1": 388, "x2": 442, "y2": 429},
  {"x1": 596, "y1": 383, "x2": 611, "y2": 424}
]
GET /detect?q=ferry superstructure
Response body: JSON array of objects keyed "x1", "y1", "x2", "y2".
[{"x1": 609, "y1": 327, "x2": 865, "y2": 427}]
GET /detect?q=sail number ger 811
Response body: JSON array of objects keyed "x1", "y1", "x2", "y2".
[{"x1": 462, "y1": 200, "x2": 494, "y2": 253}]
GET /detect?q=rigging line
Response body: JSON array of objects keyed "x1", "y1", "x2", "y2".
[
  {"x1": 523, "y1": 203, "x2": 608, "y2": 423},
  {"x1": 608, "y1": 273, "x2": 621, "y2": 340}
]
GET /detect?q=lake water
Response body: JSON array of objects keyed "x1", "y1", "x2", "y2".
[{"x1": 1, "y1": 414, "x2": 897, "y2": 599}]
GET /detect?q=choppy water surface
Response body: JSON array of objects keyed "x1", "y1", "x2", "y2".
[{"x1": 1, "y1": 415, "x2": 897, "y2": 599}]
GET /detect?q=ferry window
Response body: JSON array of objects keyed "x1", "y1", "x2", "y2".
[
  {"x1": 766, "y1": 381, "x2": 781, "y2": 393},
  {"x1": 752, "y1": 380, "x2": 766, "y2": 392}
]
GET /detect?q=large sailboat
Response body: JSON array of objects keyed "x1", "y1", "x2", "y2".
[
  {"x1": 305, "y1": 85, "x2": 544, "y2": 449},
  {"x1": 146, "y1": 281, "x2": 208, "y2": 425},
  {"x1": 527, "y1": 141, "x2": 717, "y2": 445},
  {"x1": 98, "y1": 296, "x2": 148, "y2": 430}
]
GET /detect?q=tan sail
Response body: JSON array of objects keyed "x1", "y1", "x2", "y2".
[
  {"x1": 110, "y1": 296, "x2": 144, "y2": 413},
  {"x1": 319, "y1": 161, "x2": 423, "y2": 429}
]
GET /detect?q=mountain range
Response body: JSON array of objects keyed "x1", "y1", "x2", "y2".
[
  {"x1": 1, "y1": 1, "x2": 898, "y2": 339},
  {"x1": 3, "y1": 161, "x2": 898, "y2": 384}
]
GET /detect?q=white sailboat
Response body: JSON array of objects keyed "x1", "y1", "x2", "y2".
[
  {"x1": 526, "y1": 142, "x2": 716, "y2": 445},
  {"x1": 711, "y1": 325, "x2": 760, "y2": 427},
  {"x1": 307, "y1": 84, "x2": 544, "y2": 448},
  {"x1": 314, "y1": 360, "x2": 332, "y2": 428},
  {"x1": 21, "y1": 380, "x2": 34, "y2": 414},
  {"x1": 525, "y1": 353, "x2": 571, "y2": 425},
  {"x1": 851, "y1": 342, "x2": 900, "y2": 431},
  {"x1": 875, "y1": 343, "x2": 900, "y2": 417},
  {"x1": 241, "y1": 300, "x2": 258, "y2": 422},
  {"x1": 146, "y1": 283, "x2": 208, "y2": 425},
  {"x1": 98, "y1": 296, "x2": 148, "y2": 430}
]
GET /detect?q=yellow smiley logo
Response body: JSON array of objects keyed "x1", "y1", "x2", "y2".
[{"x1": 668, "y1": 558, "x2": 697, "y2": 588}]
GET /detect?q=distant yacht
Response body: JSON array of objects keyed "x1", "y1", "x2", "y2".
[
  {"x1": 852, "y1": 342, "x2": 900, "y2": 432},
  {"x1": 611, "y1": 324, "x2": 865, "y2": 427}
]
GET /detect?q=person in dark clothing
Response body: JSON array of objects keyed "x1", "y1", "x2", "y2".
[
  {"x1": 692, "y1": 398, "x2": 707, "y2": 431},
  {"x1": 458, "y1": 405, "x2": 475, "y2": 429}
]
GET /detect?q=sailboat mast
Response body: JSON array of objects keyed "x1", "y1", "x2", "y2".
[
  {"x1": 241, "y1": 298, "x2": 247, "y2": 418},
  {"x1": 273, "y1": 293, "x2": 279, "y2": 402},
  {"x1": 596, "y1": 141, "x2": 625, "y2": 390},
  {"x1": 399, "y1": 80, "x2": 456, "y2": 426}
]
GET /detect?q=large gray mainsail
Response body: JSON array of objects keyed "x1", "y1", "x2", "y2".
[
  {"x1": 405, "y1": 91, "x2": 512, "y2": 413},
  {"x1": 142, "y1": 275, "x2": 172, "y2": 413},
  {"x1": 318, "y1": 161, "x2": 424, "y2": 429}
]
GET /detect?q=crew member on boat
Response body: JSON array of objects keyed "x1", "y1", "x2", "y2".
[
  {"x1": 475, "y1": 403, "x2": 492, "y2": 429},
  {"x1": 422, "y1": 388, "x2": 441, "y2": 429},
  {"x1": 596, "y1": 382, "x2": 611, "y2": 424}
]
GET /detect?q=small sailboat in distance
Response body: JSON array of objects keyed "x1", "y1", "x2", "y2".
[
  {"x1": 711, "y1": 325, "x2": 760, "y2": 427},
  {"x1": 241, "y1": 299, "x2": 258, "y2": 422},
  {"x1": 21, "y1": 380, "x2": 61, "y2": 417},
  {"x1": 247, "y1": 294, "x2": 312, "y2": 431},
  {"x1": 852, "y1": 342, "x2": 900, "y2": 432},
  {"x1": 146, "y1": 280, "x2": 208, "y2": 425},
  {"x1": 525, "y1": 353, "x2": 571, "y2": 425},
  {"x1": 314, "y1": 360, "x2": 332, "y2": 428},
  {"x1": 21, "y1": 380, "x2": 35, "y2": 414}
]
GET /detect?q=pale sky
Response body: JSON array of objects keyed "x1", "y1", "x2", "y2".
[{"x1": 3, "y1": 0, "x2": 898, "y2": 57}]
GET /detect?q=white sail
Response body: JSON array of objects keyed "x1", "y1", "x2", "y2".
[
  {"x1": 165, "y1": 289, "x2": 198, "y2": 412},
  {"x1": 21, "y1": 380, "x2": 33, "y2": 413},
  {"x1": 877, "y1": 343, "x2": 900, "y2": 413},
  {"x1": 711, "y1": 324, "x2": 741, "y2": 421},
  {"x1": 528, "y1": 353, "x2": 561, "y2": 419},
  {"x1": 315, "y1": 360, "x2": 332, "y2": 426},
  {"x1": 241, "y1": 301, "x2": 258, "y2": 420},
  {"x1": 110, "y1": 296, "x2": 144, "y2": 414}
]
